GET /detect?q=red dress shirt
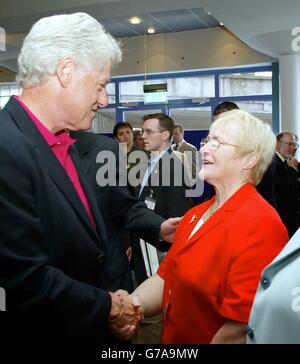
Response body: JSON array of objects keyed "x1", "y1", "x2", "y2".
[
  {"x1": 158, "y1": 183, "x2": 288, "y2": 344},
  {"x1": 15, "y1": 96, "x2": 95, "y2": 226}
]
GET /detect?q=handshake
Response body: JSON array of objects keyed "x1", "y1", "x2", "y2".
[{"x1": 109, "y1": 289, "x2": 143, "y2": 340}]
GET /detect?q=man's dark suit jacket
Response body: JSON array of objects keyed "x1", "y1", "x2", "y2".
[
  {"x1": 0, "y1": 98, "x2": 115, "y2": 345},
  {"x1": 256, "y1": 156, "x2": 277, "y2": 208},
  {"x1": 135, "y1": 148, "x2": 193, "y2": 284},
  {"x1": 273, "y1": 153, "x2": 299, "y2": 237},
  {"x1": 71, "y1": 131, "x2": 164, "y2": 291}
]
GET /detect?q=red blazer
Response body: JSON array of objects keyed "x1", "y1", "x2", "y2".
[{"x1": 158, "y1": 183, "x2": 288, "y2": 344}]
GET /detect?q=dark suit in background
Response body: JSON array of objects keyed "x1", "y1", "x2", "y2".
[
  {"x1": 132, "y1": 148, "x2": 193, "y2": 344},
  {"x1": 71, "y1": 131, "x2": 165, "y2": 291},
  {"x1": 135, "y1": 148, "x2": 193, "y2": 284},
  {"x1": 273, "y1": 153, "x2": 299, "y2": 237},
  {"x1": 256, "y1": 156, "x2": 277, "y2": 208}
]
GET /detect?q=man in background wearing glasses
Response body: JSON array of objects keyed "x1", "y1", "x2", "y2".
[
  {"x1": 274, "y1": 131, "x2": 300, "y2": 237},
  {"x1": 132, "y1": 113, "x2": 193, "y2": 344}
]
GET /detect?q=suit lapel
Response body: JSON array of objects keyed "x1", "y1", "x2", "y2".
[
  {"x1": 70, "y1": 146, "x2": 107, "y2": 244},
  {"x1": 70, "y1": 131, "x2": 92, "y2": 176},
  {"x1": 147, "y1": 148, "x2": 172, "y2": 188},
  {"x1": 6, "y1": 98, "x2": 104, "y2": 245}
]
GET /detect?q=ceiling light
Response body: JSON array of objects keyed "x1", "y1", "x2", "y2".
[
  {"x1": 207, "y1": 11, "x2": 211, "y2": 15},
  {"x1": 129, "y1": 16, "x2": 141, "y2": 24},
  {"x1": 220, "y1": 21, "x2": 224, "y2": 26},
  {"x1": 147, "y1": 27, "x2": 155, "y2": 34}
]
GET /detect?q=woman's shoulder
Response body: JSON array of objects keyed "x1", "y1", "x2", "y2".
[{"x1": 230, "y1": 188, "x2": 286, "y2": 235}]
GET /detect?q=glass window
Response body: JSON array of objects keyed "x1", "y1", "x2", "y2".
[
  {"x1": 0, "y1": 86, "x2": 10, "y2": 96},
  {"x1": 120, "y1": 79, "x2": 165, "y2": 103},
  {"x1": 219, "y1": 71, "x2": 272, "y2": 97},
  {"x1": 170, "y1": 107, "x2": 211, "y2": 130},
  {"x1": 91, "y1": 108, "x2": 116, "y2": 133},
  {"x1": 119, "y1": 75, "x2": 215, "y2": 103},
  {"x1": 236, "y1": 100, "x2": 272, "y2": 127},
  {"x1": 167, "y1": 76, "x2": 215, "y2": 100},
  {"x1": 106, "y1": 82, "x2": 116, "y2": 104},
  {"x1": 124, "y1": 109, "x2": 163, "y2": 128},
  {"x1": 0, "y1": 96, "x2": 9, "y2": 109},
  {"x1": 0, "y1": 83, "x2": 21, "y2": 109}
]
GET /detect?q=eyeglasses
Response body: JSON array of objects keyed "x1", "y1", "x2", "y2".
[
  {"x1": 200, "y1": 136, "x2": 240, "y2": 151},
  {"x1": 142, "y1": 128, "x2": 165, "y2": 136},
  {"x1": 279, "y1": 140, "x2": 299, "y2": 149}
]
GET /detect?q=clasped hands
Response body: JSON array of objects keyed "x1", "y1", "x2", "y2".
[{"x1": 109, "y1": 290, "x2": 143, "y2": 340}]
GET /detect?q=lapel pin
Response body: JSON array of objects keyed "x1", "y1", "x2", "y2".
[{"x1": 190, "y1": 214, "x2": 197, "y2": 224}]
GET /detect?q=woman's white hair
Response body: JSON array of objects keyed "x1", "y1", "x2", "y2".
[
  {"x1": 211, "y1": 109, "x2": 276, "y2": 185},
  {"x1": 17, "y1": 13, "x2": 122, "y2": 88}
]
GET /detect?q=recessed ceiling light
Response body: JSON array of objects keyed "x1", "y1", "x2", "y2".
[
  {"x1": 129, "y1": 16, "x2": 141, "y2": 24},
  {"x1": 147, "y1": 27, "x2": 155, "y2": 34},
  {"x1": 207, "y1": 11, "x2": 211, "y2": 15}
]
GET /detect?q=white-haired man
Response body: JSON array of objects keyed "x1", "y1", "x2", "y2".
[{"x1": 0, "y1": 13, "x2": 170, "y2": 346}]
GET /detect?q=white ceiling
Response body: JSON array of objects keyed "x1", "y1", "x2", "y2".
[
  {"x1": 200, "y1": 0, "x2": 300, "y2": 58},
  {"x1": 1, "y1": 0, "x2": 300, "y2": 73}
]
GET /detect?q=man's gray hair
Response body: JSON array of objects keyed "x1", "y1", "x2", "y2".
[{"x1": 17, "y1": 13, "x2": 122, "y2": 88}]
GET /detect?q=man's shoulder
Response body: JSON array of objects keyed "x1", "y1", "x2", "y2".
[
  {"x1": 0, "y1": 108, "x2": 28, "y2": 147},
  {"x1": 71, "y1": 131, "x2": 118, "y2": 154},
  {"x1": 181, "y1": 141, "x2": 197, "y2": 152}
]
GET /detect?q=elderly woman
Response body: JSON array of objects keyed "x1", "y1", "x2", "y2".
[{"x1": 125, "y1": 109, "x2": 288, "y2": 344}]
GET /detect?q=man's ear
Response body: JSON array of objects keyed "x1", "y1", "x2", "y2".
[
  {"x1": 56, "y1": 58, "x2": 75, "y2": 87},
  {"x1": 162, "y1": 130, "x2": 171, "y2": 142},
  {"x1": 243, "y1": 152, "x2": 258, "y2": 170}
]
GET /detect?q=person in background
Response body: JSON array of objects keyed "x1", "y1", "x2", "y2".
[
  {"x1": 0, "y1": 12, "x2": 143, "y2": 346},
  {"x1": 273, "y1": 131, "x2": 299, "y2": 237},
  {"x1": 213, "y1": 100, "x2": 239, "y2": 119},
  {"x1": 71, "y1": 130, "x2": 181, "y2": 294},
  {"x1": 133, "y1": 128, "x2": 146, "y2": 150},
  {"x1": 113, "y1": 122, "x2": 144, "y2": 185},
  {"x1": 113, "y1": 122, "x2": 135, "y2": 154},
  {"x1": 124, "y1": 110, "x2": 288, "y2": 344},
  {"x1": 132, "y1": 112, "x2": 193, "y2": 344},
  {"x1": 172, "y1": 124, "x2": 197, "y2": 178}
]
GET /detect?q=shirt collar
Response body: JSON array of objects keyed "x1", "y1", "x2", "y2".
[
  {"x1": 14, "y1": 96, "x2": 76, "y2": 148},
  {"x1": 275, "y1": 150, "x2": 286, "y2": 162},
  {"x1": 149, "y1": 148, "x2": 169, "y2": 164}
]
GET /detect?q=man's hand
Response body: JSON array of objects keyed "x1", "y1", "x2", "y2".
[
  {"x1": 125, "y1": 246, "x2": 132, "y2": 262},
  {"x1": 109, "y1": 290, "x2": 143, "y2": 340},
  {"x1": 287, "y1": 156, "x2": 299, "y2": 170},
  {"x1": 159, "y1": 217, "x2": 182, "y2": 243}
]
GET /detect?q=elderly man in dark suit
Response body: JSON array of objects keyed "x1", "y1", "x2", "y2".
[
  {"x1": 273, "y1": 131, "x2": 300, "y2": 237},
  {"x1": 0, "y1": 13, "x2": 147, "y2": 346}
]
